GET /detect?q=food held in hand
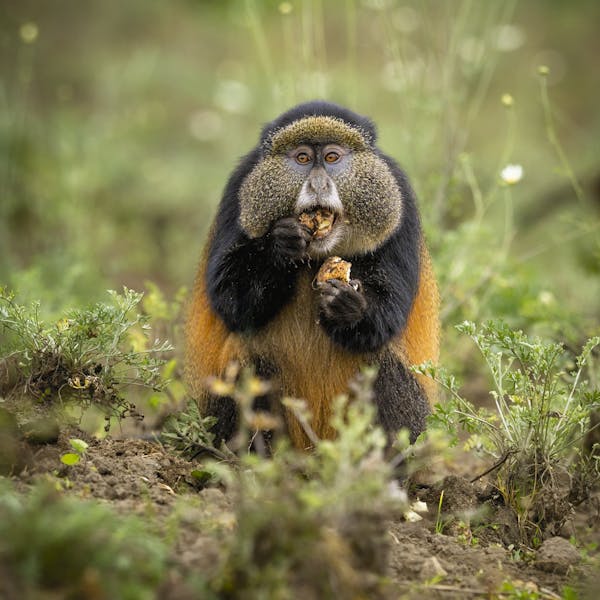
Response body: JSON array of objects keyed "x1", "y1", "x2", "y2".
[{"x1": 316, "y1": 256, "x2": 352, "y2": 284}]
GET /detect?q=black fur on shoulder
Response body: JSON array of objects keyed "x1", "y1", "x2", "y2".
[
  {"x1": 318, "y1": 152, "x2": 422, "y2": 354},
  {"x1": 260, "y1": 100, "x2": 378, "y2": 147}
]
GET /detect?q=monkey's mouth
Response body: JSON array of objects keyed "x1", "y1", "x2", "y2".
[{"x1": 298, "y1": 207, "x2": 339, "y2": 239}]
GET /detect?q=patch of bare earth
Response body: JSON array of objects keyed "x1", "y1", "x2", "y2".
[{"x1": 8, "y1": 434, "x2": 600, "y2": 597}]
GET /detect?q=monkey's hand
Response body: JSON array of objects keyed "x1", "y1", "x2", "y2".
[
  {"x1": 269, "y1": 217, "x2": 312, "y2": 263},
  {"x1": 317, "y1": 279, "x2": 367, "y2": 325}
]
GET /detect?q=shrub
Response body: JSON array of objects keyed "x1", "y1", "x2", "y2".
[
  {"x1": 419, "y1": 320, "x2": 600, "y2": 543},
  {"x1": 166, "y1": 366, "x2": 407, "y2": 598},
  {"x1": 0, "y1": 481, "x2": 167, "y2": 599},
  {"x1": 0, "y1": 287, "x2": 172, "y2": 430}
]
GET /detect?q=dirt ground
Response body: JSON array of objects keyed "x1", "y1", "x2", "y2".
[{"x1": 7, "y1": 429, "x2": 600, "y2": 599}]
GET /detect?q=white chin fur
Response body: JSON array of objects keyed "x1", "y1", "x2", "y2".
[{"x1": 307, "y1": 224, "x2": 347, "y2": 259}]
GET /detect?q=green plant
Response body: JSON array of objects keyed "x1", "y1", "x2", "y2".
[
  {"x1": 499, "y1": 579, "x2": 542, "y2": 599},
  {"x1": 0, "y1": 287, "x2": 172, "y2": 430},
  {"x1": 140, "y1": 282, "x2": 188, "y2": 411},
  {"x1": 60, "y1": 437, "x2": 89, "y2": 466},
  {"x1": 435, "y1": 489, "x2": 446, "y2": 534},
  {"x1": 0, "y1": 481, "x2": 168, "y2": 599},
  {"x1": 561, "y1": 586, "x2": 580, "y2": 600},
  {"x1": 162, "y1": 399, "x2": 231, "y2": 461},
  {"x1": 570, "y1": 537, "x2": 598, "y2": 561},
  {"x1": 168, "y1": 366, "x2": 406, "y2": 598},
  {"x1": 419, "y1": 320, "x2": 600, "y2": 543},
  {"x1": 455, "y1": 520, "x2": 479, "y2": 547}
]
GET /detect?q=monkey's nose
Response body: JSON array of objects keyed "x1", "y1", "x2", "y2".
[{"x1": 308, "y1": 168, "x2": 331, "y2": 194}]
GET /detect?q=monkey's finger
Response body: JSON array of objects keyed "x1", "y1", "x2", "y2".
[
  {"x1": 272, "y1": 228, "x2": 311, "y2": 247},
  {"x1": 325, "y1": 279, "x2": 361, "y2": 292},
  {"x1": 323, "y1": 287, "x2": 367, "y2": 314},
  {"x1": 333, "y1": 292, "x2": 366, "y2": 312},
  {"x1": 317, "y1": 282, "x2": 342, "y2": 298},
  {"x1": 272, "y1": 217, "x2": 311, "y2": 237},
  {"x1": 320, "y1": 298, "x2": 364, "y2": 323},
  {"x1": 319, "y1": 279, "x2": 355, "y2": 290}
]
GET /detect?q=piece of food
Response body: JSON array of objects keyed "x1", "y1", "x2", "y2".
[
  {"x1": 299, "y1": 208, "x2": 335, "y2": 239},
  {"x1": 316, "y1": 256, "x2": 352, "y2": 284}
]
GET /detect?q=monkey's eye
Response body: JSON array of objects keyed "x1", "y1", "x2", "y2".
[
  {"x1": 295, "y1": 152, "x2": 312, "y2": 165},
  {"x1": 324, "y1": 151, "x2": 341, "y2": 163}
]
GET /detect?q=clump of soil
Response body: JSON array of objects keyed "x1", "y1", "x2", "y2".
[
  {"x1": 4, "y1": 433, "x2": 599, "y2": 598},
  {"x1": 18, "y1": 430, "x2": 200, "y2": 503},
  {"x1": 535, "y1": 537, "x2": 581, "y2": 574}
]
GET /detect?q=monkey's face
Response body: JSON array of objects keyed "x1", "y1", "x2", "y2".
[{"x1": 239, "y1": 116, "x2": 403, "y2": 258}]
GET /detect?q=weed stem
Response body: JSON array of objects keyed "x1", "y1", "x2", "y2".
[{"x1": 539, "y1": 72, "x2": 585, "y2": 204}]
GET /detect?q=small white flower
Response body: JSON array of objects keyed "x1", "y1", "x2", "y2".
[
  {"x1": 501, "y1": 164, "x2": 524, "y2": 185},
  {"x1": 501, "y1": 93, "x2": 514, "y2": 108}
]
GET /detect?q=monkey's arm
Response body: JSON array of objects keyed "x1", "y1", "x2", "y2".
[
  {"x1": 207, "y1": 217, "x2": 311, "y2": 332},
  {"x1": 205, "y1": 148, "x2": 312, "y2": 332},
  {"x1": 318, "y1": 229, "x2": 420, "y2": 353}
]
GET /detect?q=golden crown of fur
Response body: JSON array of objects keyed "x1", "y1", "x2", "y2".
[{"x1": 264, "y1": 116, "x2": 374, "y2": 154}]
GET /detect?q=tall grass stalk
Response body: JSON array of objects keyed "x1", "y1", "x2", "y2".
[
  {"x1": 245, "y1": 0, "x2": 275, "y2": 86},
  {"x1": 538, "y1": 67, "x2": 585, "y2": 204}
]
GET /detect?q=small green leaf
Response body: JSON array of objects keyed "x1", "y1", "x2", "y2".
[
  {"x1": 162, "y1": 358, "x2": 178, "y2": 380},
  {"x1": 190, "y1": 469, "x2": 213, "y2": 484},
  {"x1": 61, "y1": 453, "x2": 80, "y2": 465},
  {"x1": 561, "y1": 586, "x2": 578, "y2": 600},
  {"x1": 69, "y1": 438, "x2": 89, "y2": 454}
]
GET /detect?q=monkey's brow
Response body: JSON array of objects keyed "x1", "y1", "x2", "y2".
[
  {"x1": 292, "y1": 144, "x2": 345, "y2": 152},
  {"x1": 266, "y1": 116, "x2": 371, "y2": 154}
]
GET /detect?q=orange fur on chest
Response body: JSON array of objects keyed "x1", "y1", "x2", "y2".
[
  {"x1": 247, "y1": 272, "x2": 363, "y2": 449},
  {"x1": 185, "y1": 262, "x2": 361, "y2": 448},
  {"x1": 185, "y1": 245, "x2": 440, "y2": 450}
]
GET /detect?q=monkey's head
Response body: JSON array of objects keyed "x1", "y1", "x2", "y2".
[{"x1": 238, "y1": 101, "x2": 403, "y2": 258}]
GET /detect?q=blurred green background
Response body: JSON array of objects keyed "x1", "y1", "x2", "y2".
[{"x1": 1, "y1": 0, "x2": 599, "y2": 348}]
